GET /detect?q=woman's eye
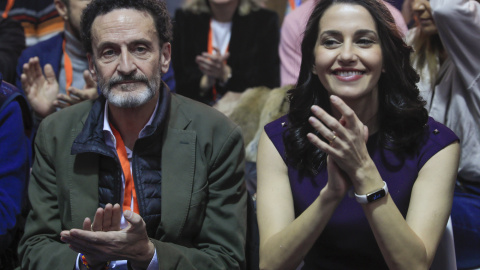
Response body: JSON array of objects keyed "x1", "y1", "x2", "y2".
[
  {"x1": 322, "y1": 39, "x2": 341, "y2": 48},
  {"x1": 357, "y1": 38, "x2": 375, "y2": 47}
]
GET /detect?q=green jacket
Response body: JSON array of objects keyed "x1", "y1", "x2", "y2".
[{"x1": 19, "y1": 92, "x2": 247, "y2": 269}]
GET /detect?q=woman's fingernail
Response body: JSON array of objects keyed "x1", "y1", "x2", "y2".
[{"x1": 330, "y1": 95, "x2": 338, "y2": 103}]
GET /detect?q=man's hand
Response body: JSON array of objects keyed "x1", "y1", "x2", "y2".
[
  {"x1": 60, "y1": 208, "x2": 155, "y2": 269},
  {"x1": 20, "y1": 57, "x2": 59, "y2": 118},
  {"x1": 55, "y1": 70, "x2": 99, "y2": 109}
]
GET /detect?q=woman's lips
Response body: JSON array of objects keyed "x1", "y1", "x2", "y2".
[{"x1": 333, "y1": 70, "x2": 365, "y2": 82}]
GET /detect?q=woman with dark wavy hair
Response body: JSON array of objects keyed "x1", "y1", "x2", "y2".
[{"x1": 256, "y1": 0, "x2": 460, "y2": 269}]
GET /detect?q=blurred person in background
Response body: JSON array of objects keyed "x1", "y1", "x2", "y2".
[
  {"x1": 407, "y1": 0, "x2": 480, "y2": 268},
  {"x1": 172, "y1": 0, "x2": 280, "y2": 105}
]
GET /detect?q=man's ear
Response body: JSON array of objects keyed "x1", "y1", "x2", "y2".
[
  {"x1": 87, "y1": 53, "x2": 97, "y2": 81},
  {"x1": 54, "y1": 0, "x2": 68, "y2": 20},
  {"x1": 160, "y1": 42, "x2": 172, "y2": 75}
]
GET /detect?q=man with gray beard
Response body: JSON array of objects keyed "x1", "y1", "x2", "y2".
[{"x1": 18, "y1": 0, "x2": 247, "y2": 269}]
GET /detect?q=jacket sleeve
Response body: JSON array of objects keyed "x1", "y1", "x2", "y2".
[
  {"x1": 18, "y1": 119, "x2": 78, "y2": 270},
  {"x1": 153, "y1": 125, "x2": 247, "y2": 269},
  {"x1": 431, "y1": 0, "x2": 480, "y2": 89},
  {"x1": 0, "y1": 101, "x2": 29, "y2": 236}
]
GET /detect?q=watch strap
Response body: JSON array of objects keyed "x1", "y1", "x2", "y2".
[{"x1": 355, "y1": 181, "x2": 388, "y2": 204}]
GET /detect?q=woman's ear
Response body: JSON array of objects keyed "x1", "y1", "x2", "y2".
[{"x1": 312, "y1": 64, "x2": 317, "y2": 75}]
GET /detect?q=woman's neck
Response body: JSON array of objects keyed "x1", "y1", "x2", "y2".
[{"x1": 210, "y1": 0, "x2": 238, "y2": 22}]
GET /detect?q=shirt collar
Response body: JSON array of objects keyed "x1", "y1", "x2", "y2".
[{"x1": 102, "y1": 99, "x2": 159, "y2": 152}]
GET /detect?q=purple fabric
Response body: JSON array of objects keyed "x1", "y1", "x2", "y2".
[{"x1": 264, "y1": 115, "x2": 459, "y2": 269}]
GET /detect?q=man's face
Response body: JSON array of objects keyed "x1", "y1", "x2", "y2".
[
  {"x1": 66, "y1": 0, "x2": 91, "y2": 39},
  {"x1": 87, "y1": 8, "x2": 171, "y2": 108}
]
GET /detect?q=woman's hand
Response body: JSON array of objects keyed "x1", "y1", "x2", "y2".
[
  {"x1": 323, "y1": 155, "x2": 352, "y2": 200},
  {"x1": 195, "y1": 48, "x2": 231, "y2": 83},
  {"x1": 307, "y1": 95, "x2": 380, "y2": 194}
]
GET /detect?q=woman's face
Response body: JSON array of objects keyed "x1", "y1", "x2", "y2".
[
  {"x1": 412, "y1": 0, "x2": 437, "y2": 35},
  {"x1": 313, "y1": 4, "x2": 383, "y2": 103}
]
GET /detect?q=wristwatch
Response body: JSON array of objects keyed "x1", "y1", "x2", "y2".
[{"x1": 355, "y1": 181, "x2": 388, "y2": 204}]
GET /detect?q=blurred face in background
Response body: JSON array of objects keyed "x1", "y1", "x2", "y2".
[
  {"x1": 412, "y1": 0, "x2": 437, "y2": 36},
  {"x1": 55, "y1": 0, "x2": 92, "y2": 39}
]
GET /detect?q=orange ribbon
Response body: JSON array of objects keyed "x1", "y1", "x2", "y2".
[
  {"x1": 110, "y1": 124, "x2": 140, "y2": 214},
  {"x1": 288, "y1": 0, "x2": 296, "y2": 11},
  {"x1": 2, "y1": 0, "x2": 14, "y2": 19},
  {"x1": 207, "y1": 19, "x2": 229, "y2": 102},
  {"x1": 62, "y1": 38, "x2": 73, "y2": 95}
]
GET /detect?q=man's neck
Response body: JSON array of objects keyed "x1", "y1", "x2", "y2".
[
  {"x1": 64, "y1": 27, "x2": 86, "y2": 59},
  {"x1": 108, "y1": 92, "x2": 159, "y2": 150}
]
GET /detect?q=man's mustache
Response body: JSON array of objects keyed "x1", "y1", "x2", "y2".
[{"x1": 107, "y1": 74, "x2": 149, "y2": 88}]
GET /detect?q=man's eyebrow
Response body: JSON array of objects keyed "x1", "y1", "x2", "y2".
[
  {"x1": 96, "y1": 39, "x2": 154, "y2": 50},
  {"x1": 96, "y1": 41, "x2": 117, "y2": 51},
  {"x1": 129, "y1": 38, "x2": 154, "y2": 46}
]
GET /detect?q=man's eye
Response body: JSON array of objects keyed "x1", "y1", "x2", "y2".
[
  {"x1": 103, "y1": 49, "x2": 115, "y2": 57},
  {"x1": 135, "y1": 46, "x2": 147, "y2": 53}
]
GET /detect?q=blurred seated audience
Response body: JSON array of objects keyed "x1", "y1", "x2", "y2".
[
  {"x1": 15, "y1": 0, "x2": 97, "y2": 128},
  {"x1": 263, "y1": 0, "x2": 308, "y2": 26},
  {"x1": 172, "y1": 0, "x2": 280, "y2": 105},
  {"x1": 0, "y1": 72, "x2": 32, "y2": 270},
  {"x1": 1, "y1": 0, "x2": 64, "y2": 47},
  {"x1": 0, "y1": 15, "x2": 25, "y2": 84},
  {"x1": 407, "y1": 0, "x2": 480, "y2": 268}
]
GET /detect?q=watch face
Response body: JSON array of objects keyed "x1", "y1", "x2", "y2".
[{"x1": 367, "y1": 189, "x2": 386, "y2": 202}]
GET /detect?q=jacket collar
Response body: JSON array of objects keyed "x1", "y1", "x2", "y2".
[{"x1": 71, "y1": 82, "x2": 172, "y2": 155}]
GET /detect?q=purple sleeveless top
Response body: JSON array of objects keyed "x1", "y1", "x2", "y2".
[{"x1": 265, "y1": 116, "x2": 458, "y2": 269}]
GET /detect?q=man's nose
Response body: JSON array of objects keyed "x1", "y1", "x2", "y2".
[{"x1": 117, "y1": 50, "x2": 137, "y2": 75}]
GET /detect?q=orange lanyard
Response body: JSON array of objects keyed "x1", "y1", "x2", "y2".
[
  {"x1": 288, "y1": 0, "x2": 296, "y2": 11},
  {"x1": 110, "y1": 124, "x2": 140, "y2": 214},
  {"x1": 207, "y1": 19, "x2": 229, "y2": 101},
  {"x1": 62, "y1": 38, "x2": 73, "y2": 95},
  {"x1": 2, "y1": 0, "x2": 15, "y2": 18}
]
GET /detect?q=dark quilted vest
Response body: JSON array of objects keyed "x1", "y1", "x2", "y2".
[{"x1": 71, "y1": 85, "x2": 170, "y2": 238}]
